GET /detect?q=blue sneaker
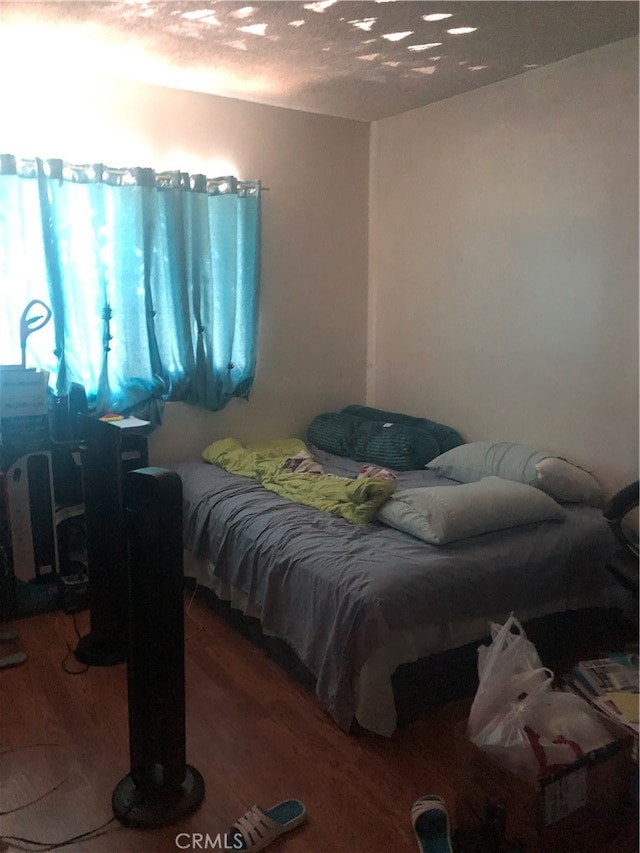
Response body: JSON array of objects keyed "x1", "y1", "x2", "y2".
[{"x1": 411, "y1": 795, "x2": 453, "y2": 853}]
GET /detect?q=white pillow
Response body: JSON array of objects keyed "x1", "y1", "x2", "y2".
[
  {"x1": 426, "y1": 441, "x2": 603, "y2": 507},
  {"x1": 377, "y1": 476, "x2": 565, "y2": 545},
  {"x1": 534, "y1": 457, "x2": 603, "y2": 507}
]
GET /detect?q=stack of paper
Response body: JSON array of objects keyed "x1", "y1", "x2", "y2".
[{"x1": 563, "y1": 653, "x2": 639, "y2": 737}]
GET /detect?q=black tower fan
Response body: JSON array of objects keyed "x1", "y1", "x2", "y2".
[
  {"x1": 112, "y1": 467, "x2": 204, "y2": 828},
  {"x1": 74, "y1": 415, "x2": 147, "y2": 666}
]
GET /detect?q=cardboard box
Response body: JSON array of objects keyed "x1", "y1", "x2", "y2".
[{"x1": 455, "y1": 715, "x2": 635, "y2": 850}]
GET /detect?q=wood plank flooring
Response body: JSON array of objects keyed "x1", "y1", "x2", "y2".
[{"x1": 0, "y1": 596, "x2": 637, "y2": 853}]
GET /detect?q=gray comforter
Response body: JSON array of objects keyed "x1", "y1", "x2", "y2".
[{"x1": 172, "y1": 448, "x2": 619, "y2": 731}]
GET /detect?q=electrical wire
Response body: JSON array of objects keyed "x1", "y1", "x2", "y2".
[
  {"x1": 184, "y1": 580, "x2": 204, "y2": 641},
  {"x1": 60, "y1": 612, "x2": 89, "y2": 675},
  {"x1": 0, "y1": 814, "x2": 120, "y2": 851},
  {"x1": 0, "y1": 744, "x2": 70, "y2": 816},
  {"x1": 0, "y1": 744, "x2": 124, "y2": 851},
  {"x1": 60, "y1": 643, "x2": 89, "y2": 675},
  {"x1": 71, "y1": 612, "x2": 83, "y2": 642}
]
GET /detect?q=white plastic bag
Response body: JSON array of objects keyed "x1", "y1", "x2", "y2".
[
  {"x1": 467, "y1": 615, "x2": 551, "y2": 740},
  {"x1": 467, "y1": 616, "x2": 614, "y2": 782}
]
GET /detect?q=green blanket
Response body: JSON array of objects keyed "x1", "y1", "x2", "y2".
[{"x1": 202, "y1": 437, "x2": 395, "y2": 524}]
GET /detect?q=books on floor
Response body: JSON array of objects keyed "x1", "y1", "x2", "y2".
[
  {"x1": 563, "y1": 653, "x2": 639, "y2": 737},
  {"x1": 574, "y1": 653, "x2": 638, "y2": 695}
]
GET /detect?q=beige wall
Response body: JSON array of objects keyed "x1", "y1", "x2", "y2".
[
  {"x1": 369, "y1": 38, "x2": 639, "y2": 495},
  {"x1": 2, "y1": 72, "x2": 370, "y2": 462}
]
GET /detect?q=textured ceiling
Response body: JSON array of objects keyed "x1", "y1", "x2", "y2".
[{"x1": 1, "y1": 1, "x2": 638, "y2": 121}]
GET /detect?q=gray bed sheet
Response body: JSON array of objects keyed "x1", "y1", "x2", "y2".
[{"x1": 171, "y1": 448, "x2": 620, "y2": 732}]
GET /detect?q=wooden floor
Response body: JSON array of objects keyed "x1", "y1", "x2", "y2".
[{"x1": 0, "y1": 596, "x2": 637, "y2": 853}]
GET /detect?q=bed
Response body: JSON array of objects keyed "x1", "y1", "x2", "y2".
[{"x1": 168, "y1": 412, "x2": 623, "y2": 737}]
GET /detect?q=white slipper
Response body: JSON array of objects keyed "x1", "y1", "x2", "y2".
[
  {"x1": 230, "y1": 799, "x2": 306, "y2": 852},
  {"x1": 411, "y1": 795, "x2": 453, "y2": 853}
]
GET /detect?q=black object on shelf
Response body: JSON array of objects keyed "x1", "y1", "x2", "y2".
[
  {"x1": 74, "y1": 415, "x2": 148, "y2": 667},
  {"x1": 112, "y1": 467, "x2": 204, "y2": 829},
  {"x1": 50, "y1": 382, "x2": 89, "y2": 444},
  {"x1": 59, "y1": 570, "x2": 89, "y2": 614},
  {"x1": 0, "y1": 546, "x2": 17, "y2": 622}
]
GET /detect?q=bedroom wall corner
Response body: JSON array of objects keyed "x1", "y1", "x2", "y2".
[{"x1": 368, "y1": 37, "x2": 639, "y2": 495}]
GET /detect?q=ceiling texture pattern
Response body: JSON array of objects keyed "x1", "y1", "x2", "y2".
[{"x1": 1, "y1": 1, "x2": 638, "y2": 121}]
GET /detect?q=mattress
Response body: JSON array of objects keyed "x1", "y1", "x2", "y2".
[{"x1": 171, "y1": 448, "x2": 622, "y2": 736}]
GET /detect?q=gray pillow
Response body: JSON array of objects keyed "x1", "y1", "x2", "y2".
[
  {"x1": 426, "y1": 441, "x2": 603, "y2": 506},
  {"x1": 533, "y1": 457, "x2": 603, "y2": 507},
  {"x1": 377, "y1": 476, "x2": 565, "y2": 545}
]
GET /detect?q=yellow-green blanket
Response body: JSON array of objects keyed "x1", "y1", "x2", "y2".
[{"x1": 202, "y1": 437, "x2": 395, "y2": 524}]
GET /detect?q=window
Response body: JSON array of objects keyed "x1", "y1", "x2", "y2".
[{"x1": 0, "y1": 156, "x2": 261, "y2": 417}]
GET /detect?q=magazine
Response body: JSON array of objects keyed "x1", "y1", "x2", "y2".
[
  {"x1": 562, "y1": 653, "x2": 639, "y2": 738},
  {"x1": 574, "y1": 653, "x2": 638, "y2": 696}
]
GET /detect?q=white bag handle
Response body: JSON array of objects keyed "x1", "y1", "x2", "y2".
[{"x1": 469, "y1": 667, "x2": 553, "y2": 741}]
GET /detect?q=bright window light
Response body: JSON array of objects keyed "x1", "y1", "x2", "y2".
[
  {"x1": 382, "y1": 31, "x2": 413, "y2": 42},
  {"x1": 239, "y1": 23, "x2": 267, "y2": 36},
  {"x1": 181, "y1": 9, "x2": 217, "y2": 20},
  {"x1": 192, "y1": 14, "x2": 221, "y2": 26},
  {"x1": 407, "y1": 42, "x2": 442, "y2": 51},
  {"x1": 350, "y1": 18, "x2": 377, "y2": 31},
  {"x1": 447, "y1": 26, "x2": 477, "y2": 35},
  {"x1": 224, "y1": 39, "x2": 248, "y2": 51},
  {"x1": 422, "y1": 13, "x2": 453, "y2": 22},
  {"x1": 303, "y1": 1, "x2": 337, "y2": 12},
  {"x1": 229, "y1": 7, "x2": 256, "y2": 19}
]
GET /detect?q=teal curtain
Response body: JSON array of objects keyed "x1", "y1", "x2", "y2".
[{"x1": 0, "y1": 155, "x2": 261, "y2": 417}]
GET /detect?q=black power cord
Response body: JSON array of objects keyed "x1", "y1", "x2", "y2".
[
  {"x1": 0, "y1": 744, "x2": 129, "y2": 851},
  {"x1": 60, "y1": 612, "x2": 89, "y2": 675},
  {"x1": 0, "y1": 814, "x2": 120, "y2": 852}
]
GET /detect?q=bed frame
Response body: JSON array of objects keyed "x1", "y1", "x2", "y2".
[{"x1": 172, "y1": 446, "x2": 624, "y2": 736}]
